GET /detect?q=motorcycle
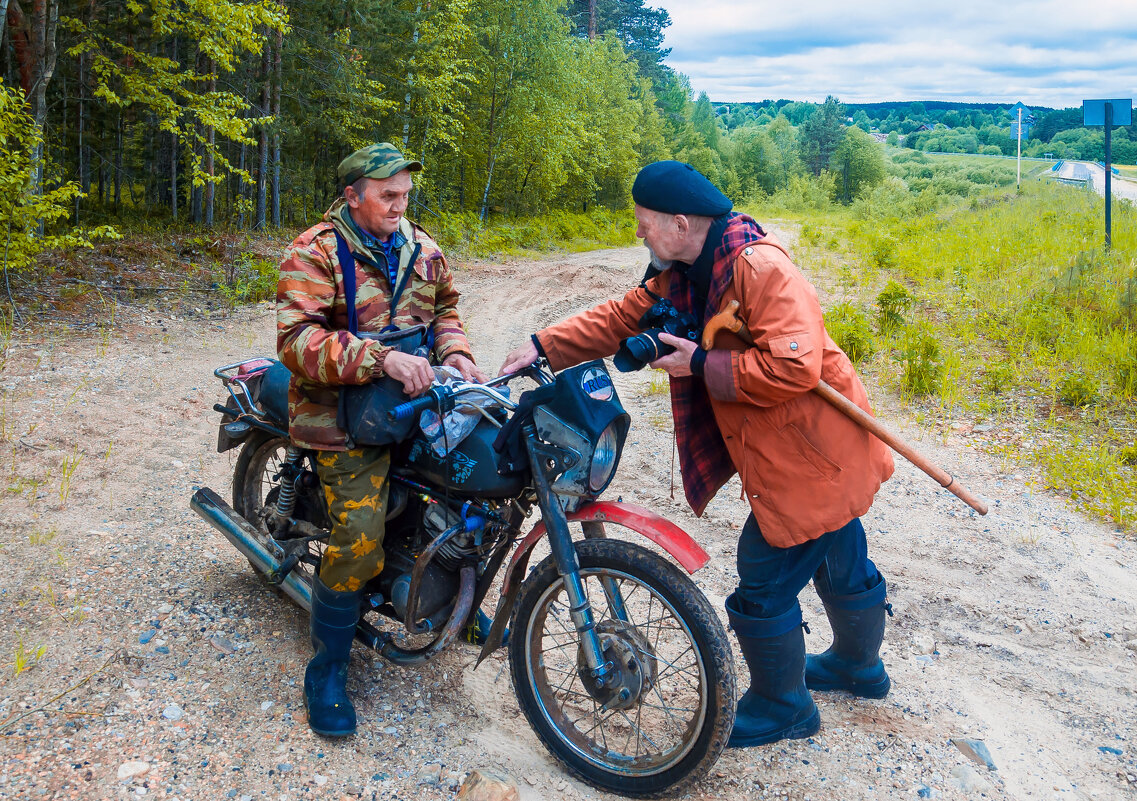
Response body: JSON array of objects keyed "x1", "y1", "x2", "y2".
[{"x1": 190, "y1": 355, "x2": 736, "y2": 797}]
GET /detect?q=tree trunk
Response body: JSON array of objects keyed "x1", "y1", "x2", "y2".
[
  {"x1": 0, "y1": 0, "x2": 11, "y2": 44},
  {"x1": 255, "y1": 28, "x2": 270, "y2": 229},
  {"x1": 113, "y1": 110, "x2": 122, "y2": 209},
  {"x1": 76, "y1": 49, "x2": 86, "y2": 218},
  {"x1": 12, "y1": 0, "x2": 60, "y2": 204},
  {"x1": 190, "y1": 51, "x2": 202, "y2": 223},
  {"x1": 588, "y1": 0, "x2": 596, "y2": 39},
  {"x1": 237, "y1": 139, "x2": 246, "y2": 228},
  {"x1": 271, "y1": 26, "x2": 281, "y2": 227},
  {"x1": 169, "y1": 36, "x2": 178, "y2": 220},
  {"x1": 204, "y1": 62, "x2": 215, "y2": 226}
]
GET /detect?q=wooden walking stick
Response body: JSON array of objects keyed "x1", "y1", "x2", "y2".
[{"x1": 702, "y1": 300, "x2": 989, "y2": 515}]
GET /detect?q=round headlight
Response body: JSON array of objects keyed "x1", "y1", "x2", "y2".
[{"x1": 588, "y1": 421, "x2": 621, "y2": 493}]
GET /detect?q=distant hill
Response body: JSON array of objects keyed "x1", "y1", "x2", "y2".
[{"x1": 714, "y1": 100, "x2": 1061, "y2": 114}]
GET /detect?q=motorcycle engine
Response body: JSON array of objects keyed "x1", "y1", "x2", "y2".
[{"x1": 382, "y1": 501, "x2": 486, "y2": 627}]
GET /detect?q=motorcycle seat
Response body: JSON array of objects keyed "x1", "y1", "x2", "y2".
[{"x1": 259, "y1": 360, "x2": 292, "y2": 427}]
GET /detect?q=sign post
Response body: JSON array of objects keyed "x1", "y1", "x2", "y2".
[
  {"x1": 1017, "y1": 107, "x2": 1022, "y2": 186},
  {"x1": 1083, "y1": 98, "x2": 1133, "y2": 249},
  {"x1": 1009, "y1": 102, "x2": 1032, "y2": 188}
]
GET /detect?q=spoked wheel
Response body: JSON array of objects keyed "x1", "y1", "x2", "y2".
[
  {"x1": 509, "y1": 538, "x2": 735, "y2": 798},
  {"x1": 231, "y1": 432, "x2": 323, "y2": 588}
]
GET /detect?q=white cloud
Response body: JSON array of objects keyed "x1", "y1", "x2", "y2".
[{"x1": 650, "y1": 0, "x2": 1137, "y2": 107}]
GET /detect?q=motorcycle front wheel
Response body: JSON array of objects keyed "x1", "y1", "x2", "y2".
[{"x1": 508, "y1": 538, "x2": 735, "y2": 798}]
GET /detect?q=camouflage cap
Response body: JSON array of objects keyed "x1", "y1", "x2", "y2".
[{"x1": 338, "y1": 143, "x2": 422, "y2": 187}]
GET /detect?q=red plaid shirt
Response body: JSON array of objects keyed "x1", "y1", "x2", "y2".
[{"x1": 667, "y1": 213, "x2": 766, "y2": 515}]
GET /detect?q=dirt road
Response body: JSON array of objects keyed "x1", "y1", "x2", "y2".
[{"x1": 1, "y1": 238, "x2": 1135, "y2": 801}]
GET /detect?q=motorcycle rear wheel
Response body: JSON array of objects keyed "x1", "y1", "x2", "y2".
[
  {"x1": 508, "y1": 538, "x2": 735, "y2": 798},
  {"x1": 232, "y1": 432, "x2": 321, "y2": 587}
]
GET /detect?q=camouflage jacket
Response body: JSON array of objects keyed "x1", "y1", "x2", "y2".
[{"x1": 276, "y1": 199, "x2": 473, "y2": 451}]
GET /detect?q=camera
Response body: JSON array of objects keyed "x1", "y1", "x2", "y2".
[{"x1": 613, "y1": 299, "x2": 700, "y2": 372}]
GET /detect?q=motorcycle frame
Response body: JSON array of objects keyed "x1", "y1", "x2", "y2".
[{"x1": 204, "y1": 360, "x2": 713, "y2": 678}]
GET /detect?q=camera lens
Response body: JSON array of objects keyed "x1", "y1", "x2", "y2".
[{"x1": 614, "y1": 329, "x2": 674, "y2": 372}]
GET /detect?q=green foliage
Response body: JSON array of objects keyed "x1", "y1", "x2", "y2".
[
  {"x1": 0, "y1": 81, "x2": 118, "y2": 281},
  {"x1": 832, "y1": 126, "x2": 886, "y2": 202},
  {"x1": 875, "y1": 279, "x2": 911, "y2": 331},
  {"x1": 1057, "y1": 370, "x2": 1098, "y2": 407},
  {"x1": 214, "y1": 251, "x2": 277, "y2": 308},
  {"x1": 824, "y1": 177, "x2": 1137, "y2": 529},
  {"x1": 1040, "y1": 438, "x2": 1136, "y2": 528},
  {"x1": 824, "y1": 302, "x2": 875, "y2": 364},
  {"x1": 433, "y1": 208, "x2": 636, "y2": 259},
  {"x1": 768, "y1": 171, "x2": 836, "y2": 212},
  {"x1": 1119, "y1": 443, "x2": 1137, "y2": 467},
  {"x1": 980, "y1": 360, "x2": 1015, "y2": 395},
  {"x1": 66, "y1": 0, "x2": 291, "y2": 193},
  {"x1": 12, "y1": 638, "x2": 47, "y2": 676},
  {"x1": 895, "y1": 322, "x2": 944, "y2": 397},
  {"x1": 799, "y1": 96, "x2": 846, "y2": 176}
]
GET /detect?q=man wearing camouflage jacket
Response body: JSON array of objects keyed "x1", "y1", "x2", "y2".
[{"x1": 277, "y1": 142, "x2": 485, "y2": 737}]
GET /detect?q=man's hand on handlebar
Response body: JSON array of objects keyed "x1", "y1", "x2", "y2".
[
  {"x1": 498, "y1": 341, "x2": 538, "y2": 376},
  {"x1": 443, "y1": 352, "x2": 488, "y2": 384},
  {"x1": 383, "y1": 350, "x2": 434, "y2": 397}
]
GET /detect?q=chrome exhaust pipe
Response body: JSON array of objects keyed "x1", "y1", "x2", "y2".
[{"x1": 190, "y1": 487, "x2": 312, "y2": 612}]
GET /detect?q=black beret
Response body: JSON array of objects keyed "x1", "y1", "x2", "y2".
[{"x1": 631, "y1": 160, "x2": 732, "y2": 216}]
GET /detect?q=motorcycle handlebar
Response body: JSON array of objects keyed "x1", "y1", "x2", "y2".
[
  {"x1": 389, "y1": 387, "x2": 448, "y2": 422},
  {"x1": 388, "y1": 381, "x2": 522, "y2": 422}
]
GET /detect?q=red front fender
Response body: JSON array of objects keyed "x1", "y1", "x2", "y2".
[{"x1": 500, "y1": 501, "x2": 710, "y2": 598}]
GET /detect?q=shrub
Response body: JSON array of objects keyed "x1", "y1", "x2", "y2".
[
  {"x1": 214, "y1": 252, "x2": 277, "y2": 307},
  {"x1": 770, "y1": 171, "x2": 836, "y2": 212},
  {"x1": 980, "y1": 361, "x2": 1015, "y2": 394},
  {"x1": 875, "y1": 279, "x2": 912, "y2": 333},
  {"x1": 1057, "y1": 370, "x2": 1098, "y2": 407},
  {"x1": 1119, "y1": 443, "x2": 1137, "y2": 466},
  {"x1": 1115, "y1": 345, "x2": 1137, "y2": 398},
  {"x1": 895, "y1": 323, "x2": 944, "y2": 396},
  {"x1": 869, "y1": 236, "x2": 899, "y2": 270},
  {"x1": 824, "y1": 302, "x2": 875, "y2": 364}
]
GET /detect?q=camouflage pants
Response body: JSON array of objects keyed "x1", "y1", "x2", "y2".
[{"x1": 314, "y1": 447, "x2": 390, "y2": 593}]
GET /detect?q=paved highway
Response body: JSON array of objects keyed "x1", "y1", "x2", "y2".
[{"x1": 1065, "y1": 161, "x2": 1137, "y2": 202}]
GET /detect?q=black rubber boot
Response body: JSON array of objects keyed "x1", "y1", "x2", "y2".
[
  {"x1": 304, "y1": 576, "x2": 364, "y2": 737},
  {"x1": 725, "y1": 594, "x2": 820, "y2": 748},
  {"x1": 806, "y1": 577, "x2": 891, "y2": 699}
]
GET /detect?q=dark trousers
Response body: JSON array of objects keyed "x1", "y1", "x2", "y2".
[{"x1": 734, "y1": 515, "x2": 881, "y2": 619}]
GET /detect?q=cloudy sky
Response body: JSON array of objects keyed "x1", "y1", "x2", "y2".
[{"x1": 649, "y1": 1, "x2": 1137, "y2": 110}]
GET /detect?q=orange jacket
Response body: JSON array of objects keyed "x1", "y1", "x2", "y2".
[{"x1": 536, "y1": 233, "x2": 893, "y2": 547}]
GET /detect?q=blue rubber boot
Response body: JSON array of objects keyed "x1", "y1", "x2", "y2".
[
  {"x1": 725, "y1": 595, "x2": 820, "y2": 748},
  {"x1": 304, "y1": 577, "x2": 364, "y2": 737},
  {"x1": 806, "y1": 577, "x2": 891, "y2": 699}
]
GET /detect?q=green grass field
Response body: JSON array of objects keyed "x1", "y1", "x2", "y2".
[{"x1": 748, "y1": 154, "x2": 1136, "y2": 531}]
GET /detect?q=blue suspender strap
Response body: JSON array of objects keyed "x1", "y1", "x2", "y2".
[
  {"x1": 333, "y1": 228, "x2": 423, "y2": 340},
  {"x1": 333, "y1": 230, "x2": 358, "y2": 336}
]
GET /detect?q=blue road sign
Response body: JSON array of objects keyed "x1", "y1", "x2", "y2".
[{"x1": 1083, "y1": 99, "x2": 1132, "y2": 126}]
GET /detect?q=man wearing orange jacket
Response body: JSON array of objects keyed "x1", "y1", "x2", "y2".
[{"x1": 500, "y1": 161, "x2": 895, "y2": 747}]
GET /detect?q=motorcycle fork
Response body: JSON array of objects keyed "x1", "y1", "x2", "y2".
[
  {"x1": 524, "y1": 425, "x2": 616, "y2": 684},
  {"x1": 581, "y1": 522, "x2": 631, "y2": 624}
]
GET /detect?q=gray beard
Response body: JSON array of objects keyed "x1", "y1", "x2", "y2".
[{"x1": 646, "y1": 245, "x2": 673, "y2": 273}]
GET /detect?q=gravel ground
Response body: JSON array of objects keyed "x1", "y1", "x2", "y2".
[{"x1": 0, "y1": 239, "x2": 1135, "y2": 801}]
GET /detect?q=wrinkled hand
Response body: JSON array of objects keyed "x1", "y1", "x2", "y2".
[
  {"x1": 383, "y1": 350, "x2": 434, "y2": 397},
  {"x1": 498, "y1": 341, "x2": 539, "y2": 376},
  {"x1": 443, "y1": 352, "x2": 487, "y2": 383},
  {"x1": 649, "y1": 333, "x2": 698, "y2": 378}
]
